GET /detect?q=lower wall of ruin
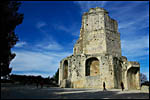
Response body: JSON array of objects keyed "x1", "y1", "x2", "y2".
[
  {"x1": 60, "y1": 75, "x2": 115, "y2": 89},
  {"x1": 59, "y1": 54, "x2": 140, "y2": 90}
]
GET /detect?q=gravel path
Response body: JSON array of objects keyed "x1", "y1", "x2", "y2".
[{"x1": 1, "y1": 83, "x2": 149, "y2": 99}]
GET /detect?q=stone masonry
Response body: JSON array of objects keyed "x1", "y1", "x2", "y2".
[{"x1": 59, "y1": 7, "x2": 140, "y2": 90}]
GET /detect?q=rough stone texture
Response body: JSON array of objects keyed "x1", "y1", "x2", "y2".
[
  {"x1": 59, "y1": 7, "x2": 140, "y2": 90},
  {"x1": 141, "y1": 86, "x2": 149, "y2": 92}
]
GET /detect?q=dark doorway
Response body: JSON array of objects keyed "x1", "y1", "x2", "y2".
[
  {"x1": 127, "y1": 67, "x2": 139, "y2": 90},
  {"x1": 63, "y1": 60, "x2": 68, "y2": 79},
  {"x1": 85, "y1": 57, "x2": 100, "y2": 76}
]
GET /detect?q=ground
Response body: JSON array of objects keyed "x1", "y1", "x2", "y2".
[{"x1": 1, "y1": 83, "x2": 149, "y2": 99}]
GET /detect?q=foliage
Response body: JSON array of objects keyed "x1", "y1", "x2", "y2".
[
  {"x1": 0, "y1": 1, "x2": 24, "y2": 77},
  {"x1": 9, "y1": 74, "x2": 43, "y2": 84},
  {"x1": 8, "y1": 74, "x2": 58, "y2": 87},
  {"x1": 52, "y1": 68, "x2": 59, "y2": 84},
  {"x1": 140, "y1": 73, "x2": 148, "y2": 84}
]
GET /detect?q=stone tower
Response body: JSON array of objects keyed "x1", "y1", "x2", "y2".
[
  {"x1": 74, "y1": 7, "x2": 121, "y2": 57},
  {"x1": 59, "y1": 7, "x2": 140, "y2": 90}
]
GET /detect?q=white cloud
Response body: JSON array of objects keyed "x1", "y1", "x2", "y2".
[
  {"x1": 118, "y1": 14, "x2": 149, "y2": 30},
  {"x1": 122, "y1": 35, "x2": 149, "y2": 51},
  {"x1": 36, "y1": 21, "x2": 47, "y2": 29},
  {"x1": 34, "y1": 21, "x2": 64, "y2": 51},
  {"x1": 74, "y1": 1, "x2": 107, "y2": 14},
  {"x1": 56, "y1": 25, "x2": 70, "y2": 33},
  {"x1": 15, "y1": 41, "x2": 27, "y2": 48},
  {"x1": 109, "y1": 2, "x2": 149, "y2": 35},
  {"x1": 121, "y1": 35, "x2": 149, "y2": 59},
  {"x1": 36, "y1": 42, "x2": 63, "y2": 51},
  {"x1": 11, "y1": 36, "x2": 71, "y2": 77},
  {"x1": 54, "y1": 23, "x2": 80, "y2": 37},
  {"x1": 10, "y1": 50, "x2": 72, "y2": 77},
  {"x1": 45, "y1": 42, "x2": 63, "y2": 50}
]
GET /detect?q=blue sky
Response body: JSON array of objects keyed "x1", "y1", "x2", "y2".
[{"x1": 11, "y1": 1, "x2": 149, "y2": 80}]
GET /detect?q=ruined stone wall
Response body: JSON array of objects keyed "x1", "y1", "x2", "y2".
[
  {"x1": 104, "y1": 14, "x2": 121, "y2": 57},
  {"x1": 59, "y1": 7, "x2": 140, "y2": 90},
  {"x1": 73, "y1": 7, "x2": 108, "y2": 55},
  {"x1": 82, "y1": 8, "x2": 107, "y2": 55},
  {"x1": 120, "y1": 57, "x2": 140, "y2": 90},
  {"x1": 112, "y1": 57, "x2": 122, "y2": 88},
  {"x1": 126, "y1": 61, "x2": 140, "y2": 90},
  {"x1": 120, "y1": 56, "x2": 128, "y2": 89},
  {"x1": 105, "y1": 30, "x2": 121, "y2": 57},
  {"x1": 59, "y1": 54, "x2": 117, "y2": 89},
  {"x1": 73, "y1": 39, "x2": 82, "y2": 55}
]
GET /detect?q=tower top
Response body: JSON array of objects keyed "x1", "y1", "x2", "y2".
[{"x1": 83, "y1": 7, "x2": 108, "y2": 16}]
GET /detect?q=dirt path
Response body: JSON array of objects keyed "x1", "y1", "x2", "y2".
[{"x1": 1, "y1": 83, "x2": 149, "y2": 99}]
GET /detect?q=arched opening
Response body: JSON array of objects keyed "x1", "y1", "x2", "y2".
[
  {"x1": 63, "y1": 60, "x2": 68, "y2": 79},
  {"x1": 127, "y1": 67, "x2": 139, "y2": 90},
  {"x1": 85, "y1": 57, "x2": 100, "y2": 76}
]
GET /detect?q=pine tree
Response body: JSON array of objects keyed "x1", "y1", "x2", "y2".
[
  {"x1": 0, "y1": 1, "x2": 24, "y2": 78},
  {"x1": 53, "y1": 68, "x2": 59, "y2": 84}
]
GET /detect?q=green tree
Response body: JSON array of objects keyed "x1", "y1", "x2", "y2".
[
  {"x1": 140, "y1": 73, "x2": 148, "y2": 84},
  {"x1": 52, "y1": 68, "x2": 59, "y2": 84},
  {"x1": 0, "y1": 1, "x2": 24, "y2": 78}
]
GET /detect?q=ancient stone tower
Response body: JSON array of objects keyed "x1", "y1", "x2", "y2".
[{"x1": 59, "y1": 7, "x2": 140, "y2": 90}]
